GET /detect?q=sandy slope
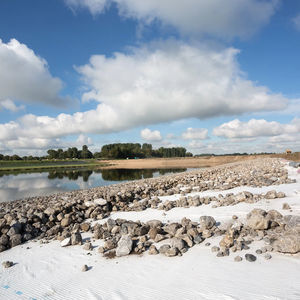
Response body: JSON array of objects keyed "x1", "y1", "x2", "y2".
[
  {"x1": 100, "y1": 155, "x2": 265, "y2": 169},
  {"x1": 0, "y1": 160, "x2": 299, "y2": 300}
]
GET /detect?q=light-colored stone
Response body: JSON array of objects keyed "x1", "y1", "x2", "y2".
[{"x1": 116, "y1": 235, "x2": 133, "y2": 257}]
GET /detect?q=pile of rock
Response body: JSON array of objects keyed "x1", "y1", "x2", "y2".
[
  {"x1": 0, "y1": 158, "x2": 294, "y2": 252},
  {"x1": 92, "y1": 216, "x2": 221, "y2": 258}
]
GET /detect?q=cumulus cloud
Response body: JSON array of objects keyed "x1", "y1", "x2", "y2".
[
  {"x1": 140, "y1": 128, "x2": 162, "y2": 141},
  {"x1": 182, "y1": 128, "x2": 208, "y2": 140},
  {"x1": 65, "y1": 0, "x2": 278, "y2": 38},
  {"x1": 213, "y1": 118, "x2": 300, "y2": 139},
  {"x1": 0, "y1": 99, "x2": 24, "y2": 112},
  {"x1": 0, "y1": 39, "x2": 68, "y2": 107},
  {"x1": 0, "y1": 41, "x2": 293, "y2": 151}
]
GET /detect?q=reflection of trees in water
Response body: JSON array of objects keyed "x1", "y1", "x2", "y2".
[
  {"x1": 101, "y1": 168, "x2": 187, "y2": 181},
  {"x1": 48, "y1": 169, "x2": 93, "y2": 182}
]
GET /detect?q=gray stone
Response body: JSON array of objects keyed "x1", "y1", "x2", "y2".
[
  {"x1": 282, "y1": 203, "x2": 291, "y2": 210},
  {"x1": 245, "y1": 253, "x2": 256, "y2": 262},
  {"x1": 246, "y1": 209, "x2": 269, "y2": 230},
  {"x1": 165, "y1": 247, "x2": 178, "y2": 257},
  {"x1": 211, "y1": 246, "x2": 220, "y2": 252},
  {"x1": 159, "y1": 244, "x2": 171, "y2": 254},
  {"x1": 272, "y1": 234, "x2": 300, "y2": 254},
  {"x1": 2, "y1": 261, "x2": 13, "y2": 268},
  {"x1": 199, "y1": 216, "x2": 216, "y2": 229},
  {"x1": 81, "y1": 264, "x2": 88, "y2": 272},
  {"x1": 264, "y1": 254, "x2": 272, "y2": 260},
  {"x1": 10, "y1": 234, "x2": 22, "y2": 247},
  {"x1": 71, "y1": 232, "x2": 82, "y2": 245},
  {"x1": 171, "y1": 238, "x2": 185, "y2": 251},
  {"x1": 148, "y1": 245, "x2": 158, "y2": 255},
  {"x1": 116, "y1": 235, "x2": 133, "y2": 257},
  {"x1": 234, "y1": 256, "x2": 242, "y2": 262}
]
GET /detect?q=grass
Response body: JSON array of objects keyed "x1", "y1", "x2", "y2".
[{"x1": 0, "y1": 159, "x2": 108, "y2": 172}]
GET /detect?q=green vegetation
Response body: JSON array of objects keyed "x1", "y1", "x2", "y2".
[{"x1": 95, "y1": 143, "x2": 192, "y2": 159}]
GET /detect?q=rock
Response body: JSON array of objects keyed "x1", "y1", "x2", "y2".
[
  {"x1": 199, "y1": 216, "x2": 216, "y2": 229},
  {"x1": 234, "y1": 256, "x2": 242, "y2": 262},
  {"x1": 146, "y1": 220, "x2": 162, "y2": 228},
  {"x1": 80, "y1": 223, "x2": 90, "y2": 232},
  {"x1": 61, "y1": 237, "x2": 71, "y2": 247},
  {"x1": 2, "y1": 261, "x2": 13, "y2": 268},
  {"x1": 148, "y1": 228, "x2": 159, "y2": 240},
  {"x1": 276, "y1": 192, "x2": 286, "y2": 198},
  {"x1": 81, "y1": 264, "x2": 88, "y2": 272},
  {"x1": 246, "y1": 209, "x2": 269, "y2": 230},
  {"x1": 282, "y1": 203, "x2": 291, "y2": 210},
  {"x1": 211, "y1": 246, "x2": 220, "y2": 252},
  {"x1": 148, "y1": 245, "x2": 158, "y2": 255},
  {"x1": 256, "y1": 249, "x2": 262, "y2": 254},
  {"x1": 219, "y1": 235, "x2": 234, "y2": 248},
  {"x1": 116, "y1": 235, "x2": 133, "y2": 257},
  {"x1": 83, "y1": 242, "x2": 92, "y2": 251},
  {"x1": 159, "y1": 244, "x2": 171, "y2": 254},
  {"x1": 193, "y1": 234, "x2": 203, "y2": 244},
  {"x1": 265, "y1": 190, "x2": 277, "y2": 199},
  {"x1": 264, "y1": 254, "x2": 272, "y2": 260},
  {"x1": 94, "y1": 198, "x2": 107, "y2": 206},
  {"x1": 0, "y1": 234, "x2": 9, "y2": 246},
  {"x1": 10, "y1": 234, "x2": 22, "y2": 247},
  {"x1": 245, "y1": 254, "x2": 256, "y2": 262},
  {"x1": 165, "y1": 247, "x2": 178, "y2": 257},
  {"x1": 154, "y1": 234, "x2": 165, "y2": 243},
  {"x1": 232, "y1": 215, "x2": 238, "y2": 220},
  {"x1": 205, "y1": 242, "x2": 211, "y2": 246},
  {"x1": 61, "y1": 218, "x2": 71, "y2": 227},
  {"x1": 272, "y1": 234, "x2": 300, "y2": 254},
  {"x1": 171, "y1": 238, "x2": 185, "y2": 251},
  {"x1": 104, "y1": 239, "x2": 117, "y2": 250},
  {"x1": 217, "y1": 248, "x2": 229, "y2": 257},
  {"x1": 163, "y1": 223, "x2": 181, "y2": 236},
  {"x1": 71, "y1": 232, "x2": 82, "y2": 245}
]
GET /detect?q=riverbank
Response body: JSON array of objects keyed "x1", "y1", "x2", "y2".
[
  {"x1": 0, "y1": 159, "x2": 108, "y2": 172},
  {"x1": 0, "y1": 158, "x2": 299, "y2": 299},
  {"x1": 101, "y1": 154, "x2": 267, "y2": 169}
]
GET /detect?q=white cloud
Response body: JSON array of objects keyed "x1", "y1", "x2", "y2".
[
  {"x1": 0, "y1": 99, "x2": 24, "y2": 112},
  {"x1": 292, "y1": 13, "x2": 300, "y2": 31},
  {"x1": 0, "y1": 41, "x2": 293, "y2": 151},
  {"x1": 65, "y1": 0, "x2": 278, "y2": 38},
  {"x1": 0, "y1": 39, "x2": 68, "y2": 107},
  {"x1": 213, "y1": 118, "x2": 300, "y2": 139},
  {"x1": 182, "y1": 128, "x2": 208, "y2": 140},
  {"x1": 64, "y1": 0, "x2": 108, "y2": 15},
  {"x1": 140, "y1": 128, "x2": 162, "y2": 141}
]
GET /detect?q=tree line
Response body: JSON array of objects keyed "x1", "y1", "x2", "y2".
[{"x1": 0, "y1": 143, "x2": 193, "y2": 161}]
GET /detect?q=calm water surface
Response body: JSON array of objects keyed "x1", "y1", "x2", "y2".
[{"x1": 0, "y1": 168, "x2": 188, "y2": 202}]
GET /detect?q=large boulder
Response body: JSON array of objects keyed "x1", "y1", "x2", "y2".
[
  {"x1": 272, "y1": 234, "x2": 300, "y2": 254},
  {"x1": 246, "y1": 209, "x2": 269, "y2": 230},
  {"x1": 116, "y1": 235, "x2": 133, "y2": 257}
]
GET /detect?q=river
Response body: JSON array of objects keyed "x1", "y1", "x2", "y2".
[{"x1": 0, "y1": 168, "x2": 188, "y2": 202}]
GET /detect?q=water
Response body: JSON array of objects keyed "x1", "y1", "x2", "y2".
[{"x1": 0, "y1": 168, "x2": 188, "y2": 202}]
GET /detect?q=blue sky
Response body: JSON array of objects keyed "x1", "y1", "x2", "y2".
[{"x1": 0, "y1": 0, "x2": 299, "y2": 155}]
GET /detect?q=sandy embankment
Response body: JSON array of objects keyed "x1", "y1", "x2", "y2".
[
  {"x1": 0, "y1": 158, "x2": 299, "y2": 300},
  {"x1": 100, "y1": 155, "x2": 267, "y2": 169}
]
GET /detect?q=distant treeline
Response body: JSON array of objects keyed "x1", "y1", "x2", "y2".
[
  {"x1": 94, "y1": 143, "x2": 192, "y2": 159},
  {"x1": 0, "y1": 143, "x2": 193, "y2": 161}
]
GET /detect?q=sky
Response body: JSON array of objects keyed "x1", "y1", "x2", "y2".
[{"x1": 0, "y1": 0, "x2": 299, "y2": 155}]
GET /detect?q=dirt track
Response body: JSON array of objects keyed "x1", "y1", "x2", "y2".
[{"x1": 100, "y1": 155, "x2": 268, "y2": 169}]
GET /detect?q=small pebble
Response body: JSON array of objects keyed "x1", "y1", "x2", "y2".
[
  {"x1": 264, "y1": 254, "x2": 272, "y2": 260},
  {"x1": 245, "y1": 254, "x2": 256, "y2": 262},
  {"x1": 205, "y1": 242, "x2": 211, "y2": 247},
  {"x1": 2, "y1": 261, "x2": 13, "y2": 268},
  {"x1": 256, "y1": 249, "x2": 262, "y2": 254},
  {"x1": 234, "y1": 256, "x2": 242, "y2": 262},
  {"x1": 81, "y1": 264, "x2": 89, "y2": 272}
]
